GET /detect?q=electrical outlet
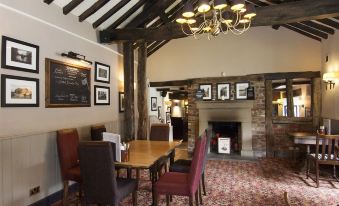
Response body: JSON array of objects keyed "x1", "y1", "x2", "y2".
[{"x1": 29, "y1": 186, "x2": 40, "y2": 196}]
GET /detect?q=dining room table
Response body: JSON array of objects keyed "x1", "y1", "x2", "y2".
[{"x1": 115, "y1": 140, "x2": 182, "y2": 206}]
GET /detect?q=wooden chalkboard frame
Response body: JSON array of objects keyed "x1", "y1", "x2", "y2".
[{"x1": 45, "y1": 58, "x2": 91, "y2": 108}]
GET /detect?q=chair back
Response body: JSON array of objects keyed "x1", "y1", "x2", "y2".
[
  {"x1": 56, "y1": 128, "x2": 80, "y2": 180},
  {"x1": 201, "y1": 128, "x2": 212, "y2": 173},
  {"x1": 91, "y1": 124, "x2": 106, "y2": 141},
  {"x1": 315, "y1": 134, "x2": 339, "y2": 163},
  {"x1": 150, "y1": 123, "x2": 169, "y2": 141},
  {"x1": 78, "y1": 141, "x2": 118, "y2": 205},
  {"x1": 188, "y1": 132, "x2": 207, "y2": 194}
]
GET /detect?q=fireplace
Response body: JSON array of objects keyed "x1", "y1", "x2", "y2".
[{"x1": 209, "y1": 121, "x2": 241, "y2": 154}]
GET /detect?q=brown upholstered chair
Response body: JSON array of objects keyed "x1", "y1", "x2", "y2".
[
  {"x1": 56, "y1": 128, "x2": 82, "y2": 205},
  {"x1": 306, "y1": 133, "x2": 339, "y2": 187},
  {"x1": 78, "y1": 141, "x2": 137, "y2": 206},
  {"x1": 150, "y1": 123, "x2": 170, "y2": 141},
  {"x1": 90, "y1": 124, "x2": 106, "y2": 141}
]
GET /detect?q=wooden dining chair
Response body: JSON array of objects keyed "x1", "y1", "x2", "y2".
[
  {"x1": 90, "y1": 124, "x2": 106, "y2": 141},
  {"x1": 154, "y1": 134, "x2": 207, "y2": 206},
  {"x1": 56, "y1": 128, "x2": 82, "y2": 206},
  {"x1": 78, "y1": 141, "x2": 137, "y2": 206},
  {"x1": 306, "y1": 133, "x2": 339, "y2": 187}
]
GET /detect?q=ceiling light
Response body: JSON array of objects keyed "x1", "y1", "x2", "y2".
[
  {"x1": 244, "y1": 4, "x2": 257, "y2": 19},
  {"x1": 176, "y1": 16, "x2": 187, "y2": 24},
  {"x1": 214, "y1": 0, "x2": 227, "y2": 10},
  {"x1": 198, "y1": 0, "x2": 211, "y2": 13},
  {"x1": 182, "y1": 2, "x2": 195, "y2": 18},
  {"x1": 231, "y1": 0, "x2": 245, "y2": 11}
]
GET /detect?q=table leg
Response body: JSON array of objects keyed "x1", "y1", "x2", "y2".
[
  {"x1": 169, "y1": 149, "x2": 175, "y2": 166},
  {"x1": 150, "y1": 164, "x2": 158, "y2": 206},
  {"x1": 136, "y1": 168, "x2": 140, "y2": 189},
  {"x1": 127, "y1": 168, "x2": 132, "y2": 178}
]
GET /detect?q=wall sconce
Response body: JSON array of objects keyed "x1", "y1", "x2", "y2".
[
  {"x1": 323, "y1": 71, "x2": 339, "y2": 90},
  {"x1": 61, "y1": 51, "x2": 92, "y2": 65}
]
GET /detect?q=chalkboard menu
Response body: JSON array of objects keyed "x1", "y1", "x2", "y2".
[{"x1": 45, "y1": 58, "x2": 91, "y2": 107}]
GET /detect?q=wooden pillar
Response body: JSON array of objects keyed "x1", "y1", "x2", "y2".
[
  {"x1": 312, "y1": 77, "x2": 321, "y2": 128},
  {"x1": 265, "y1": 80, "x2": 274, "y2": 157},
  {"x1": 286, "y1": 79, "x2": 294, "y2": 117},
  {"x1": 123, "y1": 42, "x2": 135, "y2": 141},
  {"x1": 137, "y1": 41, "x2": 148, "y2": 140}
]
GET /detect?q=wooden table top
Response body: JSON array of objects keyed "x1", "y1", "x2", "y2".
[
  {"x1": 288, "y1": 132, "x2": 317, "y2": 138},
  {"x1": 116, "y1": 140, "x2": 182, "y2": 169}
]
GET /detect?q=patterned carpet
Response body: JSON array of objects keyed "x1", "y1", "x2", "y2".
[{"x1": 60, "y1": 158, "x2": 339, "y2": 206}]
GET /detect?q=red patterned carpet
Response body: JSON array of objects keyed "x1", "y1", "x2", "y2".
[{"x1": 119, "y1": 158, "x2": 339, "y2": 206}]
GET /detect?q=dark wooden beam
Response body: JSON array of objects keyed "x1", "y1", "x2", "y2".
[
  {"x1": 289, "y1": 23, "x2": 328, "y2": 39},
  {"x1": 106, "y1": 0, "x2": 147, "y2": 30},
  {"x1": 63, "y1": 0, "x2": 84, "y2": 15},
  {"x1": 79, "y1": 0, "x2": 109, "y2": 22},
  {"x1": 300, "y1": 21, "x2": 335, "y2": 35},
  {"x1": 93, "y1": 0, "x2": 130, "y2": 28},
  {"x1": 137, "y1": 41, "x2": 148, "y2": 140},
  {"x1": 43, "y1": 0, "x2": 54, "y2": 4},
  {"x1": 245, "y1": 0, "x2": 268, "y2": 7},
  {"x1": 272, "y1": 25, "x2": 281, "y2": 30},
  {"x1": 283, "y1": 24, "x2": 322, "y2": 41},
  {"x1": 100, "y1": 0, "x2": 339, "y2": 42},
  {"x1": 150, "y1": 80, "x2": 189, "y2": 87},
  {"x1": 147, "y1": 40, "x2": 170, "y2": 56},
  {"x1": 123, "y1": 42, "x2": 135, "y2": 141},
  {"x1": 316, "y1": 18, "x2": 339, "y2": 29},
  {"x1": 264, "y1": 71, "x2": 321, "y2": 80},
  {"x1": 334, "y1": 16, "x2": 339, "y2": 21}
]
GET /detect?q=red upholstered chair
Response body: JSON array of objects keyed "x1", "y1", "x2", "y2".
[
  {"x1": 154, "y1": 134, "x2": 207, "y2": 206},
  {"x1": 56, "y1": 128, "x2": 82, "y2": 205}
]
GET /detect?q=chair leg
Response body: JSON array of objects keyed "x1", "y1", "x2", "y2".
[
  {"x1": 195, "y1": 190, "x2": 199, "y2": 206},
  {"x1": 306, "y1": 158, "x2": 309, "y2": 179},
  {"x1": 62, "y1": 180, "x2": 69, "y2": 206},
  {"x1": 132, "y1": 190, "x2": 137, "y2": 206},
  {"x1": 166, "y1": 195, "x2": 170, "y2": 206},
  {"x1": 189, "y1": 195, "x2": 194, "y2": 206},
  {"x1": 154, "y1": 194, "x2": 159, "y2": 206},
  {"x1": 316, "y1": 162, "x2": 319, "y2": 188},
  {"x1": 202, "y1": 172, "x2": 206, "y2": 196},
  {"x1": 198, "y1": 181, "x2": 203, "y2": 205}
]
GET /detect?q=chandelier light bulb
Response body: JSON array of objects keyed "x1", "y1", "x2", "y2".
[
  {"x1": 231, "y1": 0, "x2": 245, "y2": 11},
  {"x1": 214, "y1": 0, "x2": 227, "y2": 10},
  {"x1": 187, "y1": 19, "x2": 197, "y2": 24},
  {"x1": 244, "y1": 4, "x2": 257, "y2": 19},
  {"x1": 182, "y1": 2, "x2": 195, "y2": 18},
  {"x1": 176, "y1": 17, "x2": 187, "y2": 24},
  {"x1": 198, "y1": 0, "x2": 211, "y2": 13}
]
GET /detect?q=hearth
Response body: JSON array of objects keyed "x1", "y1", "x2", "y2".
[{"x1": 209, "y1": 121, "x2": 241, "y2": 154}]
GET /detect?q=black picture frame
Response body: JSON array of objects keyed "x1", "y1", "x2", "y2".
[
  {"x1": 235, "y1": 82, "x2": 249, "y2": 100},
  {"x1": 199, "y1": 84, "x2": 212, "y2": 100},
  {"x1": 94, "y1": 85, "x2": 110, "y2": 105},
  {"x1": 1, "y1": 36, "x2": 39, "y2": 73},
  {"x1": 217, "y1": 83, "x2": 230, "y2": 100},
  {"x1": 1, "y1": 74, "x2": 39, "y2": 107},
  {"x1": 119, "y1": 92, "x2": 125, "y2": 112},
  {"x1": 94, "y1": 62, "x2": 110, "y2": 83},
  {"x1": 151, "y1": 97, "x2": 157, "y2": 111}
]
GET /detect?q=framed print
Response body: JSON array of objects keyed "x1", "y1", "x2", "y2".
[
  {"x1": 1, "y1": 36, "x2": 39, "y2": 73},
  {"x1": 45, "y1": 58, "x2": 91, "y2": 107},
  {"x1": 94, "y1": 85, "x2": 110, "y2": 105},
  {"x1": 218, "y1": 138, "x2": 231, "y2": 154},
  {"x1": 166, "y1": 112, "x2": 171, "y2": 124},
  {"x1": 94, "y1": 62, "x2": 110, "y2": 83},
  {"x1": 217, "y1": 83, "x2": 230, "y2": 100},
  {"x1": 199, "y1": 84, "x2": 212, "y2": 100},
  {"x1": 1, "y1": 74, "x2": 39, "y2": 107},
  {"x1": 119, "y1": 92, "x2": 125, "y2": 112},
  {"x1": 235, "y1": 82, "x2": 249, "y2": 100},
  {"x1": 151, "y1": 97, "x2": 157, "y2": 111}
]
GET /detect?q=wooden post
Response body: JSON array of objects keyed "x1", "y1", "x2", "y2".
[
  {"x1": 265, "y1": 80, "x2": 274, "y2": 157},
  {"x1": 286, "y1": 79, "x2": 294, "y2": 117},
  {"x1": 123, "y1": 42, "x2": 135, "y2": 141},
  {"x1": 137, "y1": 41, "x2": 148, "y2": 140},
  {"x1": 312, "y1": 78, "x2": 321, "y2": 128}
]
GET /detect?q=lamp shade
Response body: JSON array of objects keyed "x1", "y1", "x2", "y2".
[
  {"x1": 231, "y1": 0, "x2": 245, "y2": 11},
  {"x1": 198, "y1": 0, "x2": 211, "y2": 13},
  {"x1": 182, "y1": 2, "x2": 195, "y2": 18},
  {"x1": 244, "y1": 4, "x2": 256, "y2": 19},
  {"x1": 222, "y1": 11, "x2": 233, "y2": 24},
  {"x1": 323, "y1": 72, "x2": 339, "y2": 82},
  {"x1": 176, "y1": 14, "x2": 187, "y2": 24},
  {"x1": 214, "y1": 0, "x2": 227, "y2": 10}
]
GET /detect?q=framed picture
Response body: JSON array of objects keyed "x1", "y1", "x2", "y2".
[
  {"x1": 218, "y1": 138, "x2": 231, "y2": 154},
  {"x1": 119, "y1": 92, "x2": 124, "y2": 112},
  {"x1": 235, "y1": 82, "x2": 249, "y2": 100},
  {"x1": 94, "y1": 62, "x2": 110, "y2": 83},
  {"x1": 199, "y1": 84, "x2": 212, "y2": 100},
  {"x1": 151, "y1": 97, "x2": 157, "y2": 111},
  {"x1": 217, "y1": 83, "x2": 230, "y2": 100},
  {"x1": 94, "y1": 85, "x2": 110, "y2": 105},
  {"x1": 1, "y1": 74, "x2": 39, "y2": 107},
  {"x1": 166, "y1": 112, "x2": 171, "y2": 124},
  {"x1": 1, "y1": 36, "x2": 39, "y2": 73}
]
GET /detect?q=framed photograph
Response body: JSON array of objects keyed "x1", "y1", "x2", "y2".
[
  {"x1": 217, "y1": 83, "x2": 230, "y2": 100},
  {"x1": 94, "y1": 85, "x2": 110, "y2": 105},
  {"x1": 151, "y1": 97, "x2": 157, "y2": 111},
  {"x1": 1, "y1": 74, "x2": 39, "y2": 107},
  {"x1": 94, "y1": 62, "x2": 110, "y2": 83},
  {"x1": 218, "y1": 137, "x2": 231, "y2": 154},
  {"x1": 119, "y1": 92, "x2": 124, "y2": 112},
  {"x1": 235, "y1": 82, "x2": 249, "y2": 100},
  {"x1": 166, "y1": 112, "x2": 171, "y2": 124},
  {"x1": 199, "y1": 84, "x2": 212, "y2": 100},
  {"x1": 1, "y1": 36, "x2": 39, "y2": 73}
]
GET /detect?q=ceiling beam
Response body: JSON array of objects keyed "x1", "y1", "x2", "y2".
[
  {"x1": 315, "y1": 18, "x2": 339, "y2": 29},
  {"x1": 334, "y1": 16, "x2": 339, "y2": 21},
  {"x1": 79, "y1": 0, "x2": 109, "y2": 22},
  {"x1": 100, "y1": 0, "x2": 339, "y2": 42},
  {"x1": 300, "y1": 21, "x2": 335, "y2": 35},
  {"x1": 92, "y1": 0, "x2": 130, "y2": 28},
  {"x1": 282, "y1": 25, "x2": 321, "y2": 41},
  {"x1": 147, "y1": 40, "x2": 170, "y2": 57},
  {"x1": 63, "y1": 0, "x2": 84, "y2": 15},
  {"x1": 106, "y1": 0, "x2": 148, "y2": 30},
  {"x1": 289, "y1": 23, "x2": 328, "y2": 39},
  {"x1": 43, "y1": 0, "x2": 54, "y2": 4}
]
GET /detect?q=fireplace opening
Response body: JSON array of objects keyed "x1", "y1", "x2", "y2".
[{"x1": 208, "y1": 121, "x2": 241, "y2": 155}]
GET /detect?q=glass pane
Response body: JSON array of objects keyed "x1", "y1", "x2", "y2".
[
  {"x1": 272, "y1": 79, "x2": 287, "y2": 117},
  {"x1": 292, "y1": 78, "x2": 312, "y2": 117}
]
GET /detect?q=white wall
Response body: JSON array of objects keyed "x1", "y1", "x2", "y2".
[
  {"x1": 321, "y1": 32, "x2": 339, "y2": 119},
  {"x1": 147, "y1": 26, "x2": 322, "y2": 81}
]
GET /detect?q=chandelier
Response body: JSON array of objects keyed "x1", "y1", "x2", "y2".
[{"x1": 175, "y1": 0, "x2": 257, "y2": 39}]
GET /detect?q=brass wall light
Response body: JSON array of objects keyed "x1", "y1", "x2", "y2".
[
  {"x1": 323, "y1": 71, "x2": 339, "y2": 90},
  {"x1": 61, "y1": 51, "x2": 92, "y2": 65}
]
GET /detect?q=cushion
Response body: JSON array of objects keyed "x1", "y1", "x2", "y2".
[{"x1": 155, "y1": 172, "x2": 190, "y2": 196}]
